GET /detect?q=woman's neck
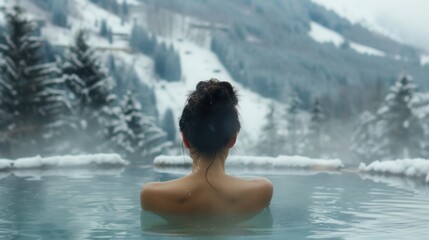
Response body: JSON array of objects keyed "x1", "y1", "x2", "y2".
[{"x1": 190, "y1": 150, "x2": 228, "y2": 177}]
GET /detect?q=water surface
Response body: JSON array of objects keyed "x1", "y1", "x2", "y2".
[{"x1": 1, "y1": 166, "x2": 429, "y2": 239}]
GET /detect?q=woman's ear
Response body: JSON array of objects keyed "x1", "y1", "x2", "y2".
[
  {"x1": 228, "y1": 134, "x2": 237, "y2": 148},
  {"x1": 181, "y1": 132, "x2": 191, "y2": 148}
]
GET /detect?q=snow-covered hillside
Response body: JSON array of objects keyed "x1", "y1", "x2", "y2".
[
  {"x1": 310, "y1": 0, "x2": 429, "y2": 53},
  {"x1": 309, "y1": 21, "x2": 385, "y2": 57},
  {"x1": 309, "y1": 0, "x2": 402, "y2": 43},
  {"x1": 1, "y1": 0, "x2": 277, "y2": 153}
]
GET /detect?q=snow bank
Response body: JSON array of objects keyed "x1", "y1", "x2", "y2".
[
  {"x1": 0, "y1": 159, "x2": 13, "y2": 170},
  {"x1": 0, "y1": 154, "x2": 128, "y2": 170},
  {"x1": 359, "y1": 159, "x2": 429, "y2": 182},
  {"x1": 154, "y1": 155, "x2": 343, "y2": 169},
  {"x1": 154, "y1": 166, "x2": 342, "y2": 176},
  {"x1": 12, "y1": 168, "x2": 124, "y2": 179}
]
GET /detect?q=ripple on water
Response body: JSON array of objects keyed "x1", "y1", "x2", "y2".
[{"x1": 1, "y1": 169, "x2": 429, "y2": 239}]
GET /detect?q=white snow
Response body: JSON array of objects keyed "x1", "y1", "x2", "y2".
[
  {"x1": 308, "y1": 22, "x2": 385, "y2": 57},
  {"x1": 309, "y1": 0, "x2": 403, "y2": 43},
  {"x1": 116, "y1": 0, "x2": 140, "y2": 5},
  {"x1": 121, "y1": 38, "x2": 275, "y2": 151},
  {"x1": 309, "y1": 22, "x2": 344, "y2": 47},
  {"x1": 13, "y1": 168, "x2": 124, "y2": 180},
  {"x1": 0, "y1": 154, "x2": 128, "y2": 170},
  {"x1": 40, "y1": 0, "x2": 133, "y2": 50},
  {"x1": 421, "y1": 55, "x2": 429, "y2": 66},
  {"x1": 349, "y1": 42, "x2": 386, "y2": 57},
  {"x1": 155, "y1": 166, "x2": 341, "y2": 176},
  {"x1": 359, "y1": 159, "x2": 429, "y2": 182},
  {"x1": 0, "y1": 0, "x2": 285, "y2": 154},
  {"x1": 0, "y1": 159, "x2": 13, "y2": 170},
  {"x1": 154, "y1": 155, "x2": 344, "y2": 169},
  {"x1": 412, "y1": 92, "x2": 429, "y2": 119}
]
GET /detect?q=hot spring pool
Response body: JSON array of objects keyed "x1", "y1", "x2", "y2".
[{"x1": 1, "y1": 166, "x2": 429, "y2": 239}]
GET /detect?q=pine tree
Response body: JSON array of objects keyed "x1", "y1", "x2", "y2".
[
  {"x1": 161, "y1": 108, "x2": 176, "y2": 142},
  {"x1": 154, "y1": 42, "x2": 167, "y2": 78},
  {"x1": 122, "y1": 91, "x2": 170, "y2": 160},
  {"x1": 350, "y1": 111, "x2": 379, "y2": 163},
  {"x1": 286, "y1": 95, "x2": 301, "y2": 155},
  {"x1": 129, "y1": 24, "x2": 156, "y2": 55},
  {"x1": 0, "y1": 6, "x2": 73, "y2": 157},
  {"x1": 121, "y1": 0, "x2": 129, "y2": 17},
  {"x1": 375, "y1": 74, "x2": 425, "y2": 159},
  {"x1": 52, "y1": 0, "x2": 68, "y2": 27},
  {"x1": 258, "y1": 103, "x2": 284, "y2": 156},
  {"x1": 306, "y1": 98, "x2": 327, "y2": 157},
  {"x1": 154, "y1": 44, "x2": 181, "y2": 81},
  {"x1": 62, "y1": 30, "x2": 115, "y2": 113},
  {"x1": 97, "y1": 104, "x2": 133, "y2": 155},
  {"x1": 100, "y1": 19, "x2": 108, "y2": 38},
  {"x1": 61, "y1": 30, "x2": 116, "y2": 152}
]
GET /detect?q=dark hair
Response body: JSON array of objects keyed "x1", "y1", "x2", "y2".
[{"x1": 179, "y1": 79, "x2": 241, "y2": 155}]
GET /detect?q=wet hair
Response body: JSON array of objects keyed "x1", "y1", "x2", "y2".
[{"x1": 179, "y1": 79, "x2": 241, "y2": 155}]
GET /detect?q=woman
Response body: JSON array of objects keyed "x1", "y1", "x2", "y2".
[{"x1": 140, "y1": 79, "x2": 273, "y2": 219}]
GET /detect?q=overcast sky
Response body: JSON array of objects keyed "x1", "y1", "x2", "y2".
[{"x1": 311, "y1": 0, "x2": 429, "y2": 52}]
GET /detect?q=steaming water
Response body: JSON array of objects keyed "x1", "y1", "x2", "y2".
[{"x1": 1, "y1": 167, "x2": 429, "y2": 239}]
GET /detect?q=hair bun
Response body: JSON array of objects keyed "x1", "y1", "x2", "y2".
[
  {"x1": 180, "y1": 79, "x2": 241, "y2": 154},
  {"x1": 195, "y1": 79, "x2": 238, "y2": 111}
]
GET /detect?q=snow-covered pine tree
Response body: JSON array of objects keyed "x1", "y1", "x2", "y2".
[
  {"x1": 129, "y1": 24, "x2": 156, "y2": 55},
  {"x1": 100, "y1": 19, "x2": 108, "y2": 38},
  {"x1": 306, "y1": 98, "x2": 327, "y2": 158},
  {"x1": 350, "y1": 111, "x2": 379, "y2": 163},
  {"x1": 164, "y1": 45, "x2": 181, "y2": 82},
  {"x1": 375, "y1": 74, "x2": 425, "y2": 159},
  {"x1": 52, "y1": 0, "x2": 68, "y2": 27},
  {"x1": 161, "y1": 108, "x2": 176, "y2": 143},
  {"x1": 154, "y1": 42, "x2": 167, "y2": 78},
  {"x1": 62, "y1": 30, "x2": 115, "y2": 113},
  {"x1": 61, "y1": 30, "x2": 117, "y2": 152},
  {"x1": 0, "y1": 6, "x2": 73, "y2": 157},
  {"x1": 153, "y1": 43, "x2": 182, "y2": 82},
  {"x1": 286, "y1": 95, "x2": 301, "y2": 155},
  {"x1": 122, "y1": 91, "x2": 170, "y2": 160},
  {"x1": 97, "y1": 104, "x2": 134, "y2": 155},
  {"x1": 258, "y1": 103, "x2": 284, "y2": 156}
]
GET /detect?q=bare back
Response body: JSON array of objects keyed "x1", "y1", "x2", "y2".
[{"x1": 140, "y1": 174, "x2": 273, "y2": 218}]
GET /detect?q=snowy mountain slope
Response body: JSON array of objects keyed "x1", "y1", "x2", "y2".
[
  {"x1": 309, "y1": 21, "x2": 385, "y2": 57},
  {"x1": 310, "y1": 0, "x2": 428, "y2": 62},
  {"x1": 115, "y1": 38, "x2": 274, "y2": 152},
  {"x1": 41, "y1": 0, "x2": 134, "y2": 48},
  {"x1": 309, "y1": 0, "x2": 403, "y2": 43},
  {"x1": 0, "y1": 0, "x2": 278, "y2": 154}
]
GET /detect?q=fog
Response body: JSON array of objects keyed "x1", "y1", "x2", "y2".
[{"x1": 312, "y1": 0, "x2": 429, "y2": 51}]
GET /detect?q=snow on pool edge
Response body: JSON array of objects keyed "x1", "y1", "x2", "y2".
[
  {"x1": 0, "y1": 154, "x2": 128, "y2": 170},
  {"x1": 154, "y1": 155, "x2": 344, "y2": 169},
  {"x1": 359, "y1": 159, "x2": 429, "y2": 182},
  {"x1": 0, "y1": 159, "x2": 13, "y2": 170}
]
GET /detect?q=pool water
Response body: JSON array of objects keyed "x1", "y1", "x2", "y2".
[{"x1": 1, "y1": 166, "x2": 429, "y2": 239}]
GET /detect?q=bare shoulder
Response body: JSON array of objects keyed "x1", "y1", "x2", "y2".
[
  {"x1": 228, "y1": 176, "x2": 273, "y2": 210},
  {"x1": 249, "y1": 177, "x2": 273, "y2": 200},
  {"x1": 140, "y1": 182, "x2": 159, "y2": 210},
  {"x1": 140, "y1": 176, "x2": 192, "y2": 211},
  {"x1": 140, "y1": 181, "x2": 177, "y2": 211}
]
